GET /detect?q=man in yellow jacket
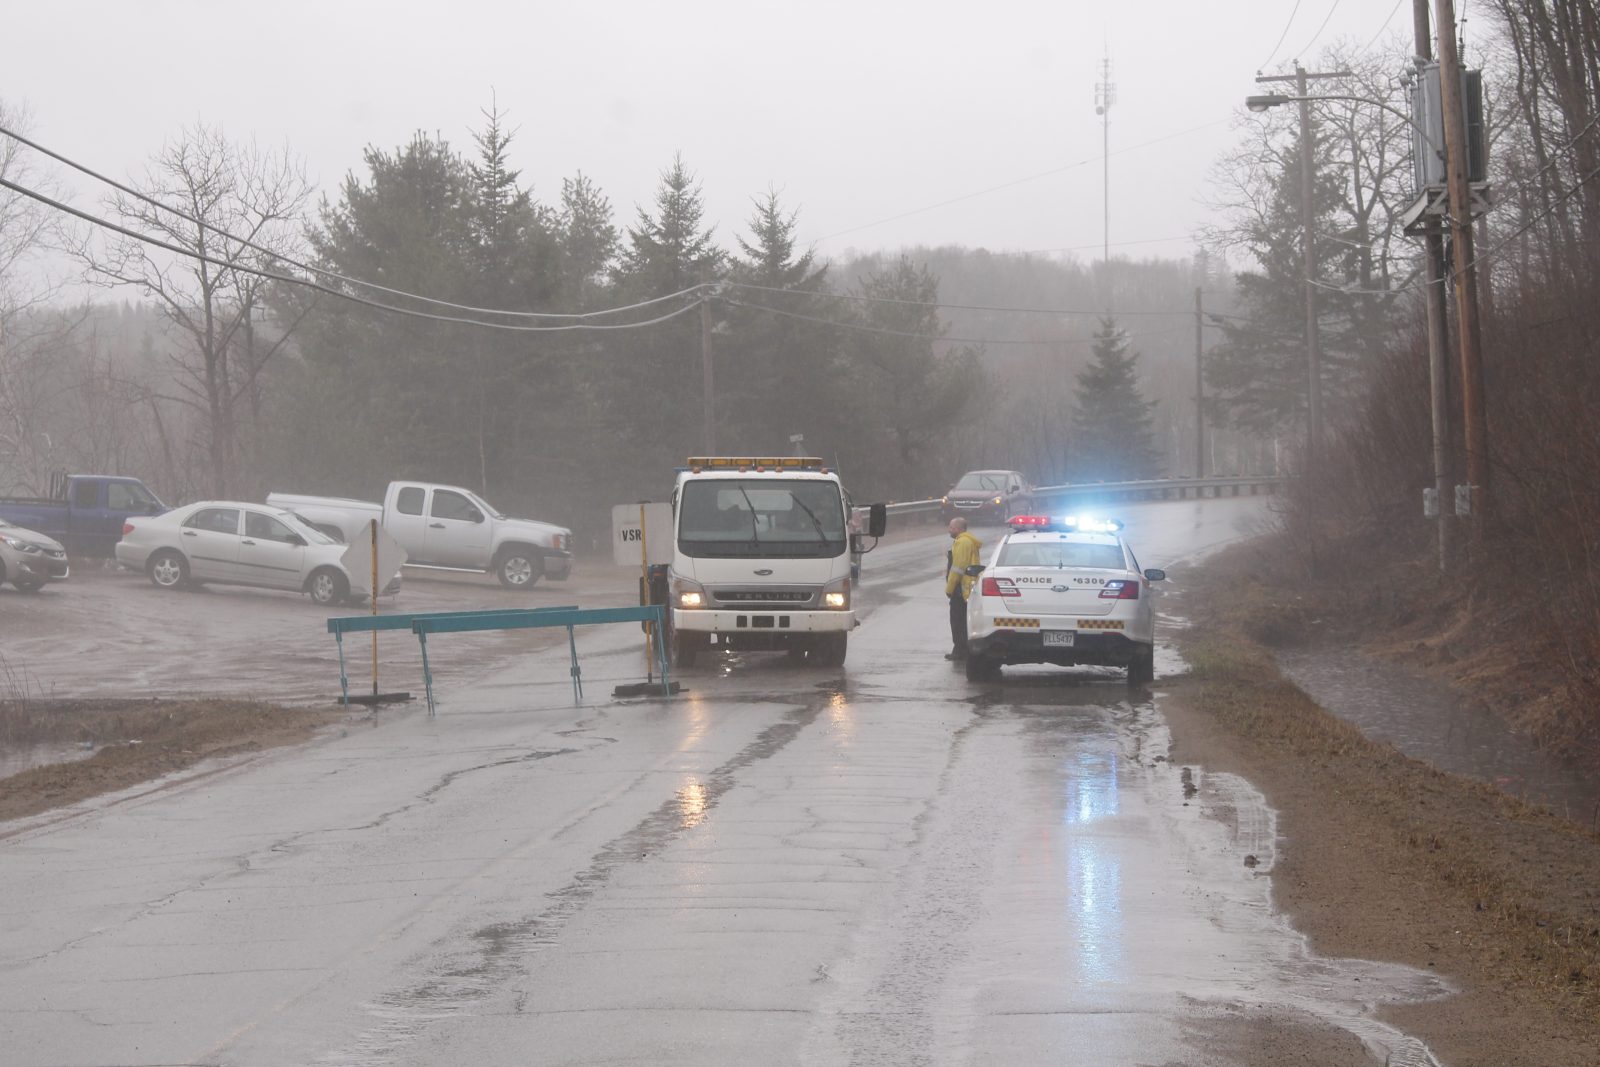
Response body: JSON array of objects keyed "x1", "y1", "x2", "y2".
[{"x1": 944, "y1": 518, "x2": 982, "y2": 660}]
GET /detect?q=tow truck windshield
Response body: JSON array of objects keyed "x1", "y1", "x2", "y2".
[{"x1": 678, "y1": 479, "x2": 847, "y2": 558}]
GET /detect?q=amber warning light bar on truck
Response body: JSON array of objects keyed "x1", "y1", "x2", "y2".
[
  {"x1": 1007, "y1": 515, "x2": 1124, "y2": 533},
  {"x1": 683, "y1": 456, "x2": 830, "y2": 473}
]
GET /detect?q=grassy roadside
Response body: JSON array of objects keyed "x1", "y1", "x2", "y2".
[
  {"x1": 0, "y1": 698, "x2": 349, "y2": 825},
  {"x1": 1164, "y1": 542, "x2": 1600, "y2": 1067}
]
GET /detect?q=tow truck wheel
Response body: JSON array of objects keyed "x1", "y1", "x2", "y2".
[
  {"x1": 816, "y1": 633, "x2": 848, "y2": 667},
  {"x1": 148, "y1": 550, "x2": 189, "y2": 591},
  {"x1": 674, "y1": 632, "x2": 704, "y2": 668}
]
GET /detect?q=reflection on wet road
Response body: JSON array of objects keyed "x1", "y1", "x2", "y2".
[{"x1": 0, "y1": 498, "x2": 1449, "y2": 1065}]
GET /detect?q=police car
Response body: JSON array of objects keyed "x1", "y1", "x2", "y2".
[{"x1": 964, "y1": 514, "x2": 1165, "y2": 683}]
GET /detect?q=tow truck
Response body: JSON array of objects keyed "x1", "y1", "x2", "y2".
[{"x1": 665, "y1": 457, "x2": 885, "y2": 667}]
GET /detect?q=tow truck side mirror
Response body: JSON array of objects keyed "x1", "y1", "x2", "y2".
[
  {"x1": 1144, "y1": 568, "x2": 1166, "y2": 582},
  {"x1": 867, "y1": 503, "x2": 887, "y2": 538}
]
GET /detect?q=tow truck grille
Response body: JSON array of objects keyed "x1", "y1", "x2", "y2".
[{"x1": 713, "y1": 588, "x2": 815, "y2": 607}]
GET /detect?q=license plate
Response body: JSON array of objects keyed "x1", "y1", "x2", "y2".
[{"x1": 1042, "y1": 631, "x2": 1075, "y2": 647}]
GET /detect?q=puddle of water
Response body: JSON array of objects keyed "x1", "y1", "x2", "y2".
[
  {"x1": 1276, "y1": 647, "x2": 1600, "y2": 822},
  {"x1": 0, "y1": 741, "x2": 94, "y2": 779}
]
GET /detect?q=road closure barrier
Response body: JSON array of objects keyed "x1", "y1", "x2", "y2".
[{"x1": 401, "y1": 604, "x2": 673, "y2": 715}]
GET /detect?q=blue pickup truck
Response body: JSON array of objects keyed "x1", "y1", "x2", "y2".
[{"x1": 0, "y1": 473, "x2": 167, "y2": 557}]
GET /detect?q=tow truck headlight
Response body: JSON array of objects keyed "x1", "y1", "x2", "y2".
[
  {"x1": 673, "y1": 577, "x2": 706, "y2": 609},
  {"x1": 822, "y1": 577, "x2": 850, "y2": 609}
]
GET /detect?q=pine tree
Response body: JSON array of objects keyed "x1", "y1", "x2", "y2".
[
  {"x1": 1069, "y1": 319, "x2": 1158, "y2": 481},
  {"x1": 615, "y1": 153, "x2": 722, "y2": 296},
  {"x1": 721, "y1": 188, "x2": 836, "y2": 451}
]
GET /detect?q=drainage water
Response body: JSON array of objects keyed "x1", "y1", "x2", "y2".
[{"x1": 1275, "y1": 646, "x2": 1600, "y2": 822}]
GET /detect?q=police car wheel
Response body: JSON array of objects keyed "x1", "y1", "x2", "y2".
[
  {"x1": 965, "y1": 654, "x2": 999, "y2": 681},
  {"x1": 1127, "y1": 646, "x2": 1155, "y2": 685}
]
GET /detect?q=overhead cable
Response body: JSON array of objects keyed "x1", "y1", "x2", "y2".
[
  {"x1": 1295, "y1": 0, "x2": 1345, "y2": 60},
  {"x1": 1259, "y1": 0, "x2": 1308, "y2": 71},
  {"x1": 722, "y1": 296, "x2": 1198, "y2": 347},
  {"x1": 1360, "y1": 0, "x2": 1407, "y2": 52},
  {"x1": 0, "y1": 121, "x2": 700, "y2": 321},
  {"x1": 811, "y1": 119, "x2": 1230, "y2": 244},
  {"x1": 0, "y1": 173, "x2": 701, "y2": 333},
  {"x1": 723, "y1": 280, "x2": 1248, "y2": 320}
]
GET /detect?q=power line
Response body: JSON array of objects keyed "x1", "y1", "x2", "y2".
[
  {"x1": 1360, "y1": 0, "x2": 1407, "y2": 52},
  {"x1": 0, "y1": 121, "x2": 700, "y2": 322},
  {"x1": 721, "y1": 295, "x2": 1198, "y2": 347},
  {"x1": 1259, "y1": 0, "x2": 1308, "y2": 71},
  {"x1": 810, "y1": 119, "x2": 1230, "y2": 244},
  {"x1": 0, "y1": 172, "x2": 702, "y2": 333},
  {"x1": 722, "y1": 280, "x2": 1248, "y2": 320},
  {"x1": 1295, "y1": 0, "x2": 1345, "y2": 60}
]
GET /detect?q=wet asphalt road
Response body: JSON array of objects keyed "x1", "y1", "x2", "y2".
[{"x1": 0, "y1": 498, "x2": 1448, "y2": 1066}]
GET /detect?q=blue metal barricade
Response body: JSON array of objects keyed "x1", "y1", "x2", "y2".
[
  {"x1": 408, "y1": 605, "x2": 671, "y2": 715},
  {"x1": 325, "y1": 606, "x2": 577, "y2": 706}
]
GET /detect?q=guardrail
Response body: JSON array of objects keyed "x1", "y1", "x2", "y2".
[{"x1": 883, "y1": 475, "x2": 1283, "y2": 519}]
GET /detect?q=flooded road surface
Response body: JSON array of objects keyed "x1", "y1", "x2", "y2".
[
  {"x1": 0, "y1": 498, "x2": 1448, "y2": 1065},
  {"x1": 1277, "y1": 647, "x2": 1600, "y2": 822}
]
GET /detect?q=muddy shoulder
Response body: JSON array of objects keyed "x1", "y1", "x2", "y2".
[{"x1": 1162, "y1": 554, "x2": 1600, "y2": 1067}]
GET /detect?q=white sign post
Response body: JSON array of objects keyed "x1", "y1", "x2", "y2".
[
  {"x1": 611, "y1": 502, "x2": 673, "y2": 567},
  {"x1": 339, "y1": 520, "x2": 409, "y2": 700}
]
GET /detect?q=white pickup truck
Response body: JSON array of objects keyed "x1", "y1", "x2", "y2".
[{"x1": 267, "y1": 481, "x2": 572, "y2": 590}]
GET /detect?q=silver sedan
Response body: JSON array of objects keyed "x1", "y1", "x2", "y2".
[
  {"x1": 0, "y1": 519, "x2": 71, "y2": 592},
  {"x1": 115, "y1": 501, "x2": 400, "y2": 605}
]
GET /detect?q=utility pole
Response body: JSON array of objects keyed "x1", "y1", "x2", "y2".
[
  {"x1": 1194, "y1": 287, "x2": 1206, "y2": 478},
  {"x1": 1255, "y1": 65, "x2": 1352, "y2": 480},
  {"x1": 1415, "y1": 0, "x2": 1455, "y2": 571},
  {"x1": 1434, "y1": 0, "x2": 1490, "y2": 539},
  {"x1": 700, "y1": 286, "x2": 716, "y2": 454}
]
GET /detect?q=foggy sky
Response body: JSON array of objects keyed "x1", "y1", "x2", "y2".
[{"x1": 7, "y1": 0, "x2": 1421, "y2": 274}]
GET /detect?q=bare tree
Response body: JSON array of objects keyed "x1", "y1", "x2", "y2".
[
  {"x1": 81, "y1": 123, "x2": 310, "y2": 497},
  {"x1": 0, "y1": 97, "x2": 78, "y2": 493}
]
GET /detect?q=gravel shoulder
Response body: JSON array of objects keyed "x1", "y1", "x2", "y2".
[{"x1": 1160, "y1": 550, "x2": 1600, "y2": 1067}]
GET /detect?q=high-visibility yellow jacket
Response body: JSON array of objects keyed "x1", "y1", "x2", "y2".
[{"x1": 945, "y1": 531, "x2": 982, "y2": 599}]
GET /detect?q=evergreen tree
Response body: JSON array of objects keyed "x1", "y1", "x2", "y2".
[
  {"x1": 839, "y1": 256, "x2": 989, "y2": 494},
  {"x1": 721, "y1": 188, "x2": 837, "y2": 452},
  {"x1": 596, "y1": 155, "x2": 725, "y2": 483},
  {"x1": 555, "y1": 171, "x2": 617, "y2": 305},
  {"x1": 614, "y1": 153, "x2": 722, "y2": 296},
  {"x1": 1069, "y1": 319, "x2": 1158, "y2": 481},
  {"x1": 1205, "y1": 103, "x2": 1401, "y2": 436}
]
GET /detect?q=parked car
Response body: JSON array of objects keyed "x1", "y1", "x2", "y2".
[
  {"x1": 940, "y1": 470, "x2": 1032, "y2": 523},
  {"x1": 116, "y1": 502, "x2": 401, "y2": 605},
  {"x1": 963, "y1": 514, "x2": 1165, "y2": 684},
  {"x1": 0, "y1": 473, "x2": 166, "y2": 556},
  {"x1": 267, "y1": 481, "x2": 572, "y2": 590},
  {"x1": 0, "y1": 518, "x2": 71, "y2": 592}
]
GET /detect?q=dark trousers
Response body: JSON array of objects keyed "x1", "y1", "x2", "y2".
[{"x1": 949, "y1": 591, "x2": 968, "y2": 654}]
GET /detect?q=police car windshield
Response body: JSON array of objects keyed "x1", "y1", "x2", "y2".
[
  {"x1": 997, "y1": 541, "x2": 1125, "y2": 569},
  {"x1": 678, "y1": 480, "x2": 846, "y2": 558}
]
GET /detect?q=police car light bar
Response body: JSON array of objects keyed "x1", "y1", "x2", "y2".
[{"x1": 1006, "y1": 514, "x2": 1124, "y2": 533}]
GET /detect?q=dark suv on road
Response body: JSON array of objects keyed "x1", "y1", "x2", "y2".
[{"x1": 941, "y1": 470, "x2": 1032, "y2": 523}]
